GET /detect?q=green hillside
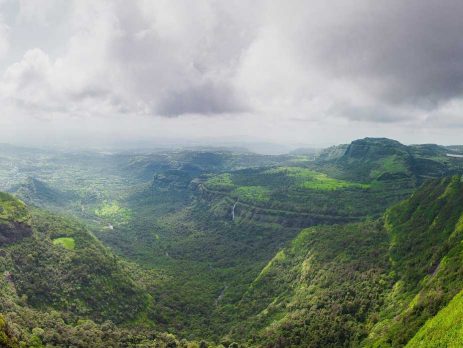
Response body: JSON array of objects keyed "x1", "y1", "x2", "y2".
[
  {"x1": 406, "y1": 288, "x2": 463, "y2": 347},
  {"x1": 1, "y1": 139, "x2": 463, "y2": 347},
  {"x1": 0, "y1": 193, "x2": 206, "y2": 347},
  {"x1": 230, "y1": 220, "x2": 391, "y2": 347},
  {"x1": 339, "y1": 138, "x2": 412, "y2": 181},
  {"x1": 226, "y1": 176, "x2": 463, "y2": 347},
  {"x1": 366, "y1": 176, "x2": 463, "y2": 347}
]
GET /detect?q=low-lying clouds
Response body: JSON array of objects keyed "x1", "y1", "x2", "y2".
[{"x1": 1, "y1": 0, "x2": 463, "y2": 148}]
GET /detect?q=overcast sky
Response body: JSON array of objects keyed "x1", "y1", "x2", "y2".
[{"x1": 1, "y1": 0, "x2": 463, "y2": 150}]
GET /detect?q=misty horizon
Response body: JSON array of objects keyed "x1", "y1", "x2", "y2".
[{"x1": 1, "y1": 136, "x2": 462, "y2": 157}]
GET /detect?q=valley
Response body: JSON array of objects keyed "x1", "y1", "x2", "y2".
[
  {"x1": 1, "y1": 138, "x2": 463, "y2": 347},
  {"x1": 3, "y1": 0, "x2": 463, "y2": 346}
]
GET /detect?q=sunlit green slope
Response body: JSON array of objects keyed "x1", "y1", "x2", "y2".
[
  {"x1": 366, "y1": 176, "x2": 463, "y2": 347},
  {"x1": 406, "y1": 288, "x2": 463, "y2": 347}
]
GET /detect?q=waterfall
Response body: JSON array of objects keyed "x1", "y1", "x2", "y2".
[{"x1": 232, "y1": 200, "x2": 238, "y2": 220}]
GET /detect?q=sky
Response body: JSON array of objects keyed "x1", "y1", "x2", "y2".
[{"x1": 1, "y1": 0, "x2": 463, "y2": 150}]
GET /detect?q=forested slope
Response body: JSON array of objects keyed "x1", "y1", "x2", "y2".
[
  {"x1": 0, "y1": 192, "x2": 203, "y2": 347},
  {"x1": 228, "y1": 176, "x2": 463, "y2": 347},
  {"x1": 367, "y1": 176, "x2": 463, "y2": 347}
]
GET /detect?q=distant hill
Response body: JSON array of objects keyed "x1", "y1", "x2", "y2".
[
  {"x1": 288, "y1": 147, "x2": 322, "y2": 156},
  {"x1": 446, "y1": 145, "x2": 463, "y2": 153},
  {"x1": 313, "y1": 138, "x2": 463, "y2": 183},
  {"x1": 12, "y1": 177, "x2": 76, "y2": 208},
  {"x1": 336, "y1": 138, "x2": 412, "y2": 180},
  {"x1": 343, "y1": 138, "x2": 407, "y2": 158}
]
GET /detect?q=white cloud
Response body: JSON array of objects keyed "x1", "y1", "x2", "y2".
[
  {"x1": 1, "y1": 1, "x2": 260, "y2": 120},
  {"x1": 1, "y1": 0, "x2": 463, "y2": 147},
  {"x1": 0, "y1": 14, "x2": 9, "y2": 59},
  {"x1": 17, "y1": 0, "x2": 62, "y2": 25}
]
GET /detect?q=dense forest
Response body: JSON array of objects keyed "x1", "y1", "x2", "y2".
[{"x1": 1, "y1": 138, "x2": 463, "y2": 347}]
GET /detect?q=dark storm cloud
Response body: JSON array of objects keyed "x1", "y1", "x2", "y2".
[
  {"x1": 331, "y1": 103, "x2": 413, "y2": 123},
  {"x1": 103, "y1": 1, "x2": 256, "y2": 117},
  {"x1": 308, "y1": 0, "x2": 463, "y2": 108},
  {"x1": 156, "y1": 81, "x2": 248, "y2": 116}
]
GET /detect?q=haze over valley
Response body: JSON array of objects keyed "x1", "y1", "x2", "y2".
[{"x1": 2, "y1": 1, "x2": 463, "y2": 347}]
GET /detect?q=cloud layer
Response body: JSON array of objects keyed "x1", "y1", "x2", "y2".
[{"x1": 1, "y1": 0, "x2": 463, "y2": 147}]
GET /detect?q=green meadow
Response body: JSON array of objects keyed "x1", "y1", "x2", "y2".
[{"x1": 52, "y1": 237, "x2": 76, "y2": 250}]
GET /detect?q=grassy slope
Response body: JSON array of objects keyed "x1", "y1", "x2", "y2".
[{"x1": 406, "y1": 288, "x2": 463, "y2": 347}]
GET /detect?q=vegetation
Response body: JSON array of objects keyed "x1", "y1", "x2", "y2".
[
  {"x1": 205, "y1": 173, "x2": 234, "y2": 191},
  {"x1": 365, "y1": 176, "x2": 463, "y2": 347},
  {"x1": 232, "y1": 185, "x2": 270, "y2": 202},
  {"x1": 406, "y1": 289, "x2": 463, "y2": 347},
  {"x1": 222, "y1": 176, "x2": 463, "y2": 347},
  {"x1": 1, "y1": 138, "x2": 463, "y2": 347},
  {"x1": 95, "y1": 201, "x2": 132, "y2": 225},
  {"x1": 265, "y1": 166, "x2": 368, "y2": 190},
  {"x1": 52, "y1": 237, "x2": 76, "y2": 250},
  {"x1": 0, "y1": 192, "x2": 28, "y2": 222},
  {"x1": 0, "y1": 193, "x2": 227, "y2": 347},
  {"x1": 230, "y1": 220, "x2": 391, "y2": 347}
]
